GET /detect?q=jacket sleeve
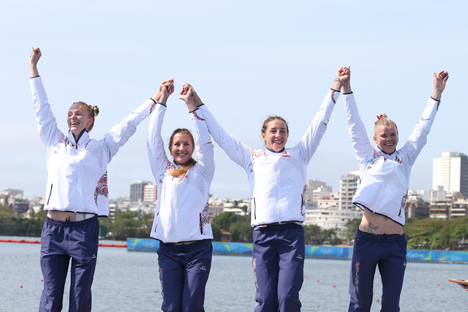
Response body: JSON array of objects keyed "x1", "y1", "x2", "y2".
[
  {"x1": 147, "y1": 102, "x2": 170, "y2": 179},
  {"x1": 104, "y1": 98, "x2": 157, "y2": 162},
  {"x1": 198, "y1": 104, "x2": 252, "y2": 170},
  {"x1": 343, "y1": 92, "x2": 375, "y2": 165},
  {"x1": 295, "y1": 89, "x2": 339, "y2": 163},
  {"x1": 30, "y1": 76, "x2": 65, "y2": 148},
  {"x1": 190, "y1": 108, "x2": 215, "y2": 183},
  {"x1": 399, "y1": 97, "x2": 440, "y2": 166}
]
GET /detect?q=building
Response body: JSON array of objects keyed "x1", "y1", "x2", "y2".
[
  {"x1": 407, "y1": 189, "x2": 429, "y2": 202},
  {"x1": 339, "y1": 170, "x2": 361, "y2": 210},
  {"x1": 433, "y1": 152, "x2": 468, "y2": 197},
  {"x1": 0, "y1": 188, "x2": 24, "y2": 198},
  {"x1": 312, "y1": 186, "x2": 332, "y2": 202},
  {"x1": 405, "y1": 200, "x2": 430, "y2": 219},
  {"x1": 430, "y1": 201, "x2": 451, "y2": 219},
  {"x1": 317, "y1": 192, "x2": 340, "y2": 208},
  {"x1": 304, "y1": 180, "x2": 327, "y2": 201},
  {"x1": 304, "y1": 206, "x2": 362, "y2": 237},
  {"x1": 130, "y1": 181, "x2": 151, "y2": 202},
  {"x1": 8, "y1": 197, "x2": 30, "y2": 214},
  {"x1": 429, "y1": 186, "x2": 446, "y2": 204},
  {"x1": 451, "y1": 199, "x2": 468, "y2": 218},
  {"x1": 143, "y1": 183, "x2": 157, "y2": 202}
]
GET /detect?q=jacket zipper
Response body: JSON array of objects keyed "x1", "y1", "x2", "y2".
[
  {"x1": 253, "y1": 198, "x2": 256, "y2": 220},
  {"x1": 47, "y1": 184, "x2": 53, "y2": 205},
  {"x1": 275, "y1": 157, "x2": 280, "y2": 220},
  {"x1": 199, "y1": 213, "x2": 203, "y2": 234},
  {"x1": 172, "y1": 177, "x2": 178, "y2": 242}
]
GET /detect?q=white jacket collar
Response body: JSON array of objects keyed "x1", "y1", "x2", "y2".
[{"x1": 68, "y1": 129, "x2": 90, "y2": 146}]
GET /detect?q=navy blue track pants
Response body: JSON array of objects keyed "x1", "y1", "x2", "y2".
[
  {"x1": 348, "y1": 229, "x2": 407, "y2": 312},
  {"x1": 157, "y1": 239, "x2": 212, "y2": 312},
  {"x1": 252, "y1": 223, "x2": 305, "y2": 312},
  {"x1": 39, "y1": 216, "x2": 99, "y2": 312}
]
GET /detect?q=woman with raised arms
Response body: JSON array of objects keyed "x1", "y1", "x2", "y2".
[
  {"x1": 147, "y1": 82, "x2": 215, "y2": 312},
  {"x1": 198, "y1": 69, "x2": 347, "y2": 311},
  {"x1": 30, "y1": 47, "x2": 162, "y2": 312},
  {"x1": 341, "y1": 66, "x2": 449, "y2": 311}
]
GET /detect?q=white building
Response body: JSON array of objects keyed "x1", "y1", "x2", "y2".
[
  {"x1": 304, "y1": 180, "x2": 327, "y2": 201},
  {"x1": 407, "y1": 189, "x2": 429, "y2": 202},
  {"x1": 339, "y1": 170, "x2": 361, "y2": 210},
  {"x1": 304, "y1": 206, "x2": 362, "y2": 237},
  {"x1": 0, "y1": 188, "x2": 24, "y2": 198},
  {"x1": 143, "y1": 183, "x2": 157, "y2": 202},
  {"x1": 433, "y1": 152, "x2": 468, "y2": 197},
  {"x1": 429, "y1": 186, "x2": 446, "y2": 204},
  {"x1": 317, "y1": 192, "x2": 340, "y2": 208}
]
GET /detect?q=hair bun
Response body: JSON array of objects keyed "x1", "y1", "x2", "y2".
[{"x1": 92, "y1": 106, "x2": 100, "y2": 117}]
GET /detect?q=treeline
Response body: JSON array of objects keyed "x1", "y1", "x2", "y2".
[
  {"x1": 0, "y1": 204, "x2": 153, "y2": 240},
  {"x1": 404, "y1": 217, "x2": 468, "y2": 249},
  {"x1": 99, "y1": 210, "x2": 153, "y2": 240},
  {"x1": 211, "y1": 212, "x2": 343, "y2": 245},
  {"x1": 2, "y1": 202, "x2": 467, "y2": 250},
  {"x1": 340, "y1": 217, "x2": 468, "y2": 250},
  {"x1": 0, "y1": 204, "x2": 46, "y2": 236}
]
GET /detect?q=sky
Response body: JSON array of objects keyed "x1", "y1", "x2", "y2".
[{"x1": 1, "y1": 0, "x2": 467, "y2": 200}]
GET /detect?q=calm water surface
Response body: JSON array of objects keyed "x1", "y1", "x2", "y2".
[{"x1": 1, "y1": 237, "x2": 467, "y2": 311}]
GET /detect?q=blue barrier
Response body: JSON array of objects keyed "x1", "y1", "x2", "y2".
[{"x1": 127, "y1": 239, "x2": 468, "y2": 263}]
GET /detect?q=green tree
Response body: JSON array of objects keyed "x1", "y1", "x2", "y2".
[
  {"x1": 303, "y1": 224, "x2": 322, "y2": 245},
  {"x1": 343, "y1": 218, "x2": 361, "y2": 242},
  {"x1": 229, "y1": 223, "x2": 253, "y2": 242},
  {"x1": 212, "y1": 212, "x2": 238, "y2": 231}
]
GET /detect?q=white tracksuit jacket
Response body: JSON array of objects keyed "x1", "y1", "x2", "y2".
[
  {"x1": 344, "y1": 92, "x2": 440, "y2": 226},
  {"x1": 148, "y1": 104, "x2": 214, "y2": 243},
  {"x1": 31, "y1": 76, "x2": 155, "y2": 217},
  {"x1": 200, "y1": 89, "x2": 339, "y2": 227}
]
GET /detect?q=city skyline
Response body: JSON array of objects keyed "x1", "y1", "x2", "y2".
[{"x1": 1, "y1": 1, "x2": 466, "y2": 199}]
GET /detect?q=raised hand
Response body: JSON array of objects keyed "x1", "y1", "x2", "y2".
[
  {"x1": 30, "y1": 47, "x2": 42, "y2": 77},
  {"x1": 179, "y1": 83, "x2": 193, "y2": 102},
  {"x1": 332, "y1": 66, "x2": 352, "y2": 93},
  {"x1": 434, "y1": 71, "x2": 449, "y2": 93},
  {"x1": 432, "y1": 71, "x2": 449, "y2": 101},
  {"x1": 339, "y1": 66, "x2": 351, "y2": 83},
  {"x1": 152, "y1": 79, "x2": 174, "y2": 105},
  {"x1": 30, "y1": 47, "x2": 41, "y2": 67},
  {"x1": 179, "y1": 83, "x2": 197, "y2": 111}
]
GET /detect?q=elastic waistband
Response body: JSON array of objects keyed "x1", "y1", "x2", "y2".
[
  {"x1": 356, "y1": 229, "x2": 405, "y2": 241},
  {"x1": 159, "y1": 239, "x2": 212, "y2": 251},
  {"x1": 44, "y1": 216, "x2": 98, "y2": 228},
  {"x1": 255, "y1": 222, "x2": 302, "y2": 231}
]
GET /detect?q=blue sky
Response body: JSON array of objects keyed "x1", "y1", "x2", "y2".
[{"x1": 1, "y1": 1, "x2": 466, "y2": 199}]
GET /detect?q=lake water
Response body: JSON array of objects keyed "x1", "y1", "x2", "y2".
[{"x1": 1, "y1": 237, "x2": 467, "y2": 311}]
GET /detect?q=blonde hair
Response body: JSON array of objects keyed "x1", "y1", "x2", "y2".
[
  {"x1": 374, "y1": 113, "x2": 398, "y2": 135},
  {"x1": 72, "y1": 101, "x2": 99, "y2": 131},
  {"x1": 167, "y1": 128, "x2": 196, "y2": 178}
]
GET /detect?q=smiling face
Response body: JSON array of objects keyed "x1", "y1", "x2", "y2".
[
  {"x1": 261, "y1": 119, "x2": 289, "y2": 152},
  {"x1": 373, "y1": 124, "x2": 399, "y2": 154},
  {"x1": 170, "y1": 133, "x2": 195, "y2": 164},
  {"x1": 67, "y1": 103, "x2": 93, "y2": 139}
]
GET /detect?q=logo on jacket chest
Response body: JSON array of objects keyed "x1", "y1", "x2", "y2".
[{"x1": 281, "y1": 151, "x2": 291, "y2": 158}]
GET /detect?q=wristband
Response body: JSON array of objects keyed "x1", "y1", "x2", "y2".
[{"x1": 334, "y1": 77, "x2": 344, "y2": 85}]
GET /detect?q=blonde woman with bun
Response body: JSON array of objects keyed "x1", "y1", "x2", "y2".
[
  {"x1": 341, "y1": 66, "x2": 449, "y2": 311},
  {"x1": 30, "y1": 47, "x2": 161, "y2": 312}
]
